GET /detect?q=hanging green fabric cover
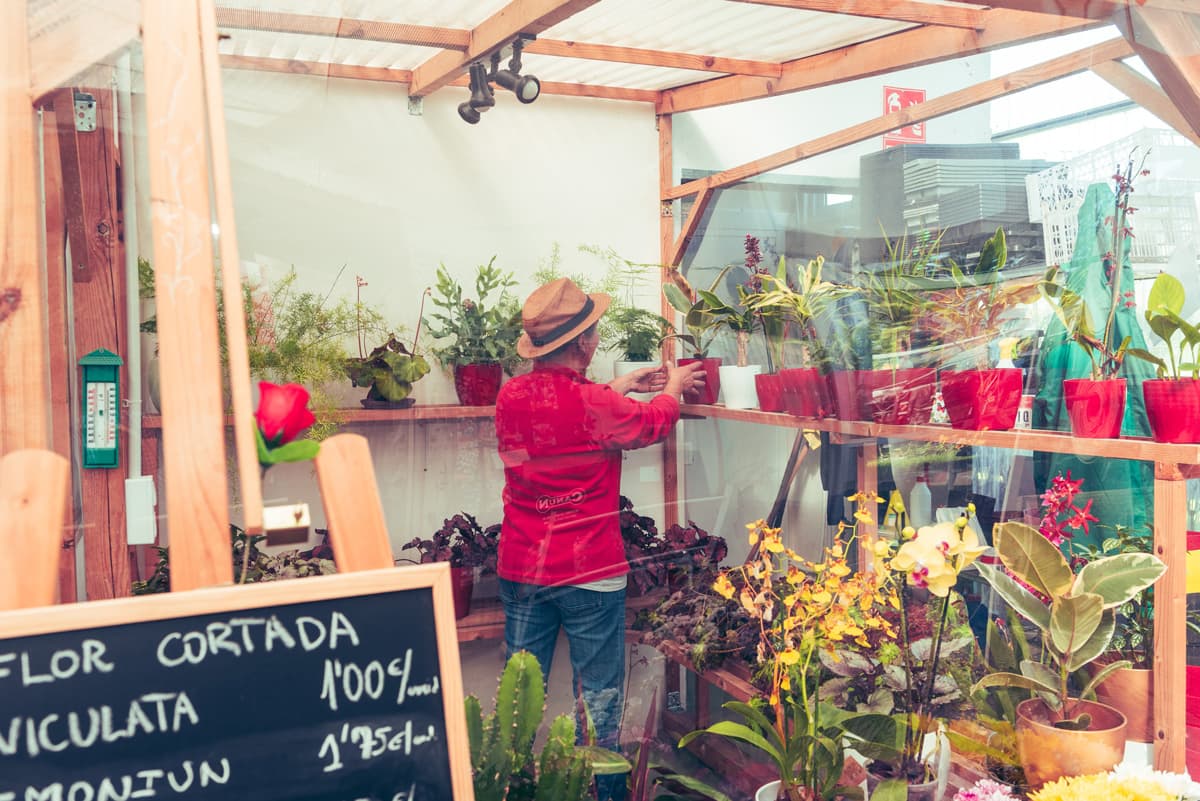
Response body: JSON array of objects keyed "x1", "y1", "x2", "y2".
[{"x1": 1032, "y1": 182, "x2": 1156, "y2": 541}]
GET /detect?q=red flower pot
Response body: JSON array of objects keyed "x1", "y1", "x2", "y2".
[
  {"x1": 779, "y1": 368, "x2": 820, "y2": 417},
  {"x1": 754, "y1": 373, "x2": 785, "y2": 412},
  {"x1": 450, "y1": 565, "x2": 475, "y2": 620},
  {"x1": 680, "y1": 357, "x2": 721, "y2": 405},
  {"x1": 940, "y1": 368, "x2": 1023, "y2": 431},
  {"x1": 827, "y1": 370, "x2": 868, "y2": 421},
  {"x1": 454, "y1": 363, "x2": 503, "y2": 405},
  {"x1": 1063, "y1": 378, "x2": 1126, "y2": 438},
  {"x1": 1144, "y1": 379, "x2": 1200, "y2": 443},
  {"x1": 861, "y1": 368, "x2": 936, "y2": 425}
]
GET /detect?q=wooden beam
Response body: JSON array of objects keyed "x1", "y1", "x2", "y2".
[
  {"x1": 727, "y1": 0, "x2": 987, "y2": 30},
  {"x1": 219, "y1": 55, "x2": 658, "y2": 102},
  {"x1": 215, "y1": 8, "x2": 782, "y2": 78},
  {"x1": 314, "y1": 434, "x2": 395, "y2": 572},
  {"x1": 214, "y1": 7, "x2": 470, "y2": 49},
  {"x1": 952, "y1": 0, "x2": 1193, "y2": 21},
  {"x1": 0, "y1": 450, "x2": 70, "y2": 610},
  {"x1": 1116, "y1": 6, "x2": 1200, "y2": 143},
  {"x1": 409, "y1": 0, "x2": 602, "y2": 97},
  {"x1": 1153, "y1": 461, "x2": 1188, "y2": 772},
  {"x1": 143, "y1": 0, "x2": 233, "y2": 591},
  {"x1": 53, "y1": 80, "x2": 132, "y2": 602},
  {"x1": 27, "y1": 0, "x2": 140, "y2": 101},
  {"x1": 1091, "y1": 59, "x2": 1200, "y2": 146},
  {"x1": 663, "y1": 37, "x2": 1133, "y2": 200},
  {"x1": 659, "y1": 8, "x2": 1100, "y2": 113},
  {"x1": 669, "y1": 188, "x2": 713, "y2": 267},
  {"x1": 199, "y1": 0, "x2": 264, "y2": 536},
  {"x1": 0, "y1": 2, "x2": 50, "y2": 455},
  {"x1": 39, "y1": 105, "x2": 78, "y2": 604}
]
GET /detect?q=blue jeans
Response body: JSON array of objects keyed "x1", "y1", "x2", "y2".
[{"x1": 499, "y1": 578, "x2": 627, "y2": 801}]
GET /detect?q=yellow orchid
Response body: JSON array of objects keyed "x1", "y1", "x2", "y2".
[{"x1": 891, "y1": 520, "x2": 987, "y2": 596}]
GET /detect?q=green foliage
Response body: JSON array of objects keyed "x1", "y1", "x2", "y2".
[
  {"x1": 344, "y1": 334, "x2": 430, "y2": 402},
  {"x1": 608, "y1": 306, "x2": 671, "y2": 362},
  {"x1": 1127, "y1": 271, "x2": 1200, "y2": 379},
  {"x1": 424, "y1": 258, "x2": 523, "y2": 373},
  {"x1": 862, "y1": 229, "x2": 944, "y2": 356},
  {"x1": 1068, "y1": 525, "x2": 1155, "y2": 666},
  {"x1": 748, "y1": 254, "x2": 852, "y2": 370},
  {"x1": 131, "y1": 524, "x2": 336, "y2": 594},
  {"x1": 1040, "y1": 264, "x2": 1132, "y2": 381},
  {"x1": 973, "y1": 521, "x2": 1165, "y2": 727},
  {"x1": 464, "y1": 652, "x2": 594, "y2": 801},
  {"x1": 241, "y1": 268, "x2": 385, "y2": 440},
  {"x1": 137, "y1": 257, "x2": 157, "y2": 334}
]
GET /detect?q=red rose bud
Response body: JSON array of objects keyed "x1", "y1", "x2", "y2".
[{"x1": 255, "y1": 382, "x2": 316, "y2": 446}]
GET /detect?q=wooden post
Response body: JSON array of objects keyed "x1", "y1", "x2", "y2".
[
  {"x1": 1153, "y1": 461, "x2": 1187, "y2": 772},
  {"x1": 857, "y1": 441, "x2": 879, "y2": 566},
  {"x1": 315, "y1": 434, "x2": 395, "y2": 572},
  {"x1": 0, "y1": 2, "x2": 50, "y2": 455},
  {"x1": 0, "y1": 450, "x2": 70, "y2": 610},
  {"x1": 142, "y1": 0, "x2": 232, "y2": 590},
  {"x1": 658, "y1": 112, "x2": 681, "y2": 530},
  {"x1": 53, "y1": 77, "x2": 132, "y2": 601}
]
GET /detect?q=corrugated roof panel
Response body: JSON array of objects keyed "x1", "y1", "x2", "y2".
[{"x1": 217, "y1": 0, "x2": 510, "y2": 28}]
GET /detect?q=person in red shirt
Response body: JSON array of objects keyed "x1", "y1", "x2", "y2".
[{"x1": 495, "y1": 277, "x2": 703, "y2": 801}]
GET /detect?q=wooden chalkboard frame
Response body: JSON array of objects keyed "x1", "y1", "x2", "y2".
[{"x1": 0, "y1": 562, "x2": 475, "y2": 801}]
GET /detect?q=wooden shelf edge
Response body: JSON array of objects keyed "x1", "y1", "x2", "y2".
[
  {"x1": 141, "y1": 404, "x2": 496, "y2": 430},
  {"x1": 681, "y1": 403, "x2": 1200, "y2": 465}
]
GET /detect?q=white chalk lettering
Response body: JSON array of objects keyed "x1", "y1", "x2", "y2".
[
  {"x1": 19, "y1": 654, "x2": 52, "y2": 686},
  {"x1": 18, "y1": 759, "x2": 229, "y2": 801},
  {"x1": 0, "y1": 653, "x2": 14, "y2": 680},
  {"x1": 157, "y1": 613, "x2": 357, "y2": 668},
  {"x1": 0, "y1": 693, "x2": 198, "y2": 759},
  {"x1": 10, "y1": 641, "x2": 113, "y2": 687}
]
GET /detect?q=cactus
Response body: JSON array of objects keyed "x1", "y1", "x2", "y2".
[{"x1": 464, "y1": 651, "x2": 594, "y2": 801}]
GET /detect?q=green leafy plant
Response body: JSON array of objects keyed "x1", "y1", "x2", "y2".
[
  {"x1": 609, "y1": 306, "x2": 671, "y2": 362},
  {"x1": 465, "y1": 651, "x2": 598, "y2": 801},
  {"x1": 424, "y1": 258, "x2": 523, "y2": 373},
  {"x1": 748, "y1": 254, "x2": 851, "y2": 370},
  {"x1": 862, "y1": 228, "x2": 944, "y2": 358},
  {"x1": 1127, "y1": 271, "x2": 1200, "y2": 379},
  {"x1": 1067, "y1": 524, "x2": 1155, "y2": 667},
  {"x1": 973, "y1": 521, "x2": 1166, "y2": 729},
  {"x1": 342, "y1": 276, "x2": 430, "y2": 403}
]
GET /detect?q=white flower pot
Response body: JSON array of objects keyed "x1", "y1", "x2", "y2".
[
  {"x1": 719, "y1": 364, "x2": 762, "y2": 409},
  {"x1": 755, "y1": 781, "x2": 781, "y2": 801},
  {"x1": 613, "y1": 359, "x2": 659, "y2": 378}
]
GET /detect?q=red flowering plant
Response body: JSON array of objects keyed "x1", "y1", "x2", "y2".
[
  {"x1": 254, "y1": 381, "x2": 320, "y2": 469},
  {"x1": 1037, "y1": 471, "x2": 1098, "y2": 547}
]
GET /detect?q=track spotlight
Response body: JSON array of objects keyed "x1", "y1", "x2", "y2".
[
  {"x1": 457, "y1": 101, "x2": 480, "y2": 124},
  {"x1": 467, "y1": 62, "x2": 494, "y2": 111},
  {"x1": 490, "y1": 36, "x2": 541, "y2": 104}
]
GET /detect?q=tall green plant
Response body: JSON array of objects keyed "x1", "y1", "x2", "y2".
[
  {"x1": 749, "y1": 255, "x2": 851, "y2": 370},
  {"x1": 424, "y1": 258, "x2": 523, "y2": 373},
  {"x1": 973, "y1": 521, "x2": 1165, "y2": 729},
  {"x1": 465, "y1": 652, "x2": 594, "y2": 801},
  {"x1": 1128, "y1": 271, "x2": 1200, "y2": 379}
]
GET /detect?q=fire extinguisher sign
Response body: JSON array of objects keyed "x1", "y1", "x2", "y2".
[{"x1": 882, "y1": 86, "x2": 926, "y2": 147}]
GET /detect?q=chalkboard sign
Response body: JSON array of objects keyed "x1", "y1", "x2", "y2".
[{"x1": 0, "y1": 564, "x2": 473, "y2": 801}]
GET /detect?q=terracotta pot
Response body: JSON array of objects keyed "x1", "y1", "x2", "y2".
[
  {"x1": 450, "y1": 565, "x2": 475, "y2": 620},
  {"x1": 1014, "y1": 697, "x2": 1126, "y2": 788},
  {"x1": 1063, "y1": 377, "x2": 1126, "y2": 438},
  {"x1": 827, "y1": 370, "x2": 868, "y2": 421},
  {"x1": 755, "y1": 373, "x2": 785, "y2": 412},
  {"x1": 940, "y1": 368, "x2": 1023, "y2": 431},
  {"x1": 453, "y1": 363, "x2": 503, "y2": 405},
  {"x1": 680, "y1": 357, "x2": 721, "y2": 405},
  {"x1": 1144, "y1": 378, "x2": 1200, "y2": 443},
  {"x1": 861, "y1": 367, "x2": 936, "y2": 425},
  {"x1": 1087, "y1": 662, "x2": 1152, "y2": 743}
]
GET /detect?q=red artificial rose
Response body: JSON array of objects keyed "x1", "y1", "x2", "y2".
[{"x1": 255, "y1": 381, "x2": 316, "y2": 446}]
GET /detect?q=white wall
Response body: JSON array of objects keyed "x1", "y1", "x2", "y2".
[{"x1": 219, "y1": 68, "x2": 668, "y2": 554}]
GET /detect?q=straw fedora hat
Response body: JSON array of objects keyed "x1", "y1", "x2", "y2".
[{"x1": 517, "y1": 278, "x2": 611, "y2": 359}]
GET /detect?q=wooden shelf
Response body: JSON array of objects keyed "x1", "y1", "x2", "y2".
[
  {"x1": 141, "y1": 404, "x2": 495, "y2": 430},
  {"x1": 681, "y1": 403, "x2": 1200, "y2": 465}
]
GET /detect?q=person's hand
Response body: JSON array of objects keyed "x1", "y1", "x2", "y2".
[
  {"x1": 664, "y1": 361, "x2": 705, "y2": 399},
  {"x1": 609, "y1": 366, "x2": 667, "y2": 396}
]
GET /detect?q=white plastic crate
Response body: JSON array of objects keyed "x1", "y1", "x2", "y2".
[{"x1": 1025, "y1": 129, "x2": 1200, "y2": 266}]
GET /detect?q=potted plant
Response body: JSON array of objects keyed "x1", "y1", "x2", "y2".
[
  {"x1": 1069, "y1": 523, "x2": 1156, "y2": 742},
  {"x1": 424, "y1": 258, "x2": 523, "y2": 405},
  {"x1": 1040, "y1": 152, "x2": 1148, "y2": 438},
  {"x1": 1127, "y1": 271, "x2": 1200, "y2": 442},
  {"x1": 401, "y1": 513, "x2": 499, "y2": 619},
  {"x1": 664, "y1": 236, "x2": 772, "y2": 408},
  {"x1": 749, "y1": 253, "x2": 849, "y2": 417},
  {"x1": 610, "y1": 306, "x2": 672, "y2": 377},
  {"x1": 681, "y1": 514, "x2": 900, "y2": 801},
  {"x1": 973, "y1": 519, "x2": 1166, "y2": 788},
  {"x1": 618, "y1": 496, "x2": 667, "y2": 597},
  {"x1": 342, "y1": 276, "x2": 431, "y2": 407},
  {"x1": 921, "y1": 228, "x2": 1040, "y2": 431},
  {"x1": 661, "y1": 279, "x2": 722, "y2": 405}
]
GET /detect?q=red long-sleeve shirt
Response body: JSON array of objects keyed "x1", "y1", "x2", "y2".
[{"x1": 494, "y1": 364, "x2": 680, "y2": 585}]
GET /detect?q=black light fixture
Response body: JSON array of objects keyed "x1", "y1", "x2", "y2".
[
  {"x1": 490, "y1": 36, "x2": 541, "y2": 105},
  {"x1": 457, "y1": 61, "x2": 494, "y2": 123},
  {"x1": 458, "y1": 35, "x2": 541, "y2": 124}
]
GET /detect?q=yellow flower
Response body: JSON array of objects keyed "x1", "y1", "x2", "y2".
[
  {"x1": 712, "y1": 574, "x2": 735, "y2": 600},
  {"x1": 1030, "y1": 773, "x2": 1178, "y2": 801},
  {"x1": 778, "y1": 648, "x2": 800, "y2": 665},
  {"x1": 891, "y1": 522, "x2": 964, "y2": 597}
]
